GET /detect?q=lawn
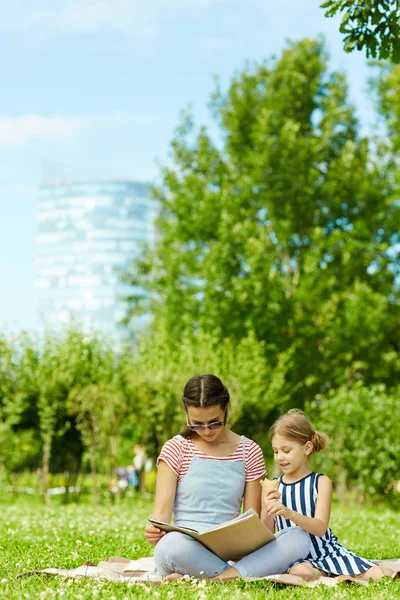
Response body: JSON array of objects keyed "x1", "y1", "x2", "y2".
[{"x1": 0, "y1": 495, "x2": 399, "y2": 599}]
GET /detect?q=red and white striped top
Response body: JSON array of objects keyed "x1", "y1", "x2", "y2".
[{"x1": 158, "y1": 435, "x2": 266, "y2": 484}]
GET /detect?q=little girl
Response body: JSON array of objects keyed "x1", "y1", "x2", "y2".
[{"x1": 262, "y1": 409, "x2": 393, "y2": 582}]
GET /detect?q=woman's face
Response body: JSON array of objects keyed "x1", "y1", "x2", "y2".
[{"x1": 186, "y1": 405, "x2": 226, "y2": 442}]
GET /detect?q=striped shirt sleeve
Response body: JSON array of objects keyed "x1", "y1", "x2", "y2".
[
  {"x1": 245, "y1": 439, "x2": 266, "y2": 481},
  {"x1": 157, "y1": 435, "x2": 184, "y2": 476}
]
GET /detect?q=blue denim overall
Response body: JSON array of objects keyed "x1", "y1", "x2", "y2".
[{"x1": 173, "y1": 436, "x2": 246, "y2": 532}]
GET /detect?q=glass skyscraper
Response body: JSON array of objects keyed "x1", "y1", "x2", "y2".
[{"x1": 35, "y1": 180, "x2": 157, "y2": 339}]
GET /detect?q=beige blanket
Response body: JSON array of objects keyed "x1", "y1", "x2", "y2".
[{"x1": 19, "y1": 556, "x2": 400, "y2": 587}]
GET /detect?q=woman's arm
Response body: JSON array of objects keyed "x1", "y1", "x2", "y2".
[
  {"x1": 242, "y1": 439, "x2": 267, "y2": 517},
  {"x1": 151, "y1": 461, "x2": 178, "y2": 521},
  {"x1": 243, "y1": 478, "x2": 262, "y2": 516},
  {"x1": 265, "y1": 475, "x2": 332, "y2": 537},
  {"x1": 144, "y1": 461, "x2": 178, "y2": 544}
]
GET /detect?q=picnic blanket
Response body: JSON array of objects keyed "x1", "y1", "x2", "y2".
[{"x1": 19, "y1": 556, "x2": 400, "y2": 587}]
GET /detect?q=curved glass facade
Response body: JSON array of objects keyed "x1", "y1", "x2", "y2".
[{"x1": 35, "y1": 180, "x2": 157, "y2": 338}]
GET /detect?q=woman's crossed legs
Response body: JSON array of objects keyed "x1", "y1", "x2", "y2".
[{"x1": 153, "y1": 526, "x2": 310, "y2": 580}]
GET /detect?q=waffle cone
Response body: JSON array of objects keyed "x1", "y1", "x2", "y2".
[{"x1": 260, "y1": 478, "x2": 280, "y2": 491}]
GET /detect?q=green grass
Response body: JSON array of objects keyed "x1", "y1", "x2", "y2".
[{"x1": 0, "y1": 496, "x2": 399, "y2": 599}]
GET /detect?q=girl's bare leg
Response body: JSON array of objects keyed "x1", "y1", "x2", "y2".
[
  {"x1": 357, "y1": 565, "x2": 393, "y2": 581},
  {"x1": 288, "y1": 562, "x2": 324, "y2": 581}
]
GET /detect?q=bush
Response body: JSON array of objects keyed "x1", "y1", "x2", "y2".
[{"x1": 307, "y1": 383, "x2": 400, "y2": 505}]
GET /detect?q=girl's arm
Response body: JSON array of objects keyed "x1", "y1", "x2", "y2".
[
  {"x1": 260, "y1": 489, "x2": 278, "y2": 533},
  {"x1": 265, "y1": 475, "x2": 332, "y2": 537},
  {"x1": 144, "y1": 461, "x2": 178, "y2": 544},
  {"x1": 243, "y1": 478, "x2": 262, "y2": 516}
]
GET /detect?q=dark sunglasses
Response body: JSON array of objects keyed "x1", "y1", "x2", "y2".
[
  {"x1": 185, "y1": 414, "x2": 225, "y2": 432},
  {"x1": 185, "y1": 419, "x2": 224, "y2": 432}
]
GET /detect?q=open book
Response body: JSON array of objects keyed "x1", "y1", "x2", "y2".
[{"x1": 148, "y1": 509, "x2": 275, "y2": 561}]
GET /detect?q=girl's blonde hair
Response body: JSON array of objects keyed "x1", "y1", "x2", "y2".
[{"x1": 269, "y1": 409, "x2": 327, "y2": 454}]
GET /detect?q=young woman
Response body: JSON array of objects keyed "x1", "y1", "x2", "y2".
[
  {"x1": 144, "y1": 374, "x2": 310, "y2": 580},
  {"x1": 262, "y1": 409, "x2": 393, "y2": 582}
]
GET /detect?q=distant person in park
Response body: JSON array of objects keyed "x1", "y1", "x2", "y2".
[
  {"x1": 133, "y1": 444, "x2": 147, "y2": 493},
  {"x1": 144, "y1": 374, "x2": 310, "y2": 580},
  {"x1": 262, "y1": 409, "x2": 393, "y2": 582},
  {"x1": 127, "y1": 465, "x2": 139, "y2": 491}
]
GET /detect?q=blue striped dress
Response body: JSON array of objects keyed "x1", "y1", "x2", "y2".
[{"x1": 274, "y1": 472, "x2": 376, "y2": 575}]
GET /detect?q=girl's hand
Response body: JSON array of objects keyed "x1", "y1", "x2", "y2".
[
  {"x1": 144, "y1": 522, "x2": 166, "y2": 545},
  {"x1": 261, "y1": 488, "x2": 280, "y2": 509},
  {"x1": 264, "y1": 498, "x2": 291, "y2": 519}
]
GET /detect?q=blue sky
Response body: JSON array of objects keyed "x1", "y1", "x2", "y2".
[{"x1": 0, "y1": 0, "x2": 374, "y2": 332}]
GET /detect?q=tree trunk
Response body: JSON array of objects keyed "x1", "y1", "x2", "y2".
[
  {"x1": 91, "y1": 459, "x2": 99, "y2": 505},
  {"x1": 42, "y1": 435, "x2": 52, "y2": 504}
]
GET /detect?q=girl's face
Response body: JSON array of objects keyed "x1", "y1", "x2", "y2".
[
  {"x1": 186, "y1": 405, "x2": 226, "y2": 442},
  {"x1": 271, "y1": 433, "x2": 313, "y2": 478}
]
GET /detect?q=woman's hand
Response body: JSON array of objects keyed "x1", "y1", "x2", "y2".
[
  {"x1": 144, "y1": 522, "x2": 166, "y2": 545},
  {"x1": 144, "y1": 461, "x2": 177, "y2": 544}
]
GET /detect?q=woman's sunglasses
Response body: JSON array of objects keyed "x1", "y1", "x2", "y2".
[{"x1": 185, "y1": 416, "x2": 225, "y2": 432}]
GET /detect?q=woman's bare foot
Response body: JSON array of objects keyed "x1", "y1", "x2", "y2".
[
  {"x1": 165, "y1": 572, "x2": 184, "y2": 581},
  {"x1": 211, "y1": 566, "x2": 241, "y2": 581},
  {"x1": 164, "y1": 567, "x2": 240, "y2": 583}
]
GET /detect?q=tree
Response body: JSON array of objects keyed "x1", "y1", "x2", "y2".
[
  {"x1": 321, "y1": 1, "x2": 400, "y2": 62},
  {"x1": 123, "y1": 39, "x2": 400, "y2": 404},
  {"x1": 35, "y1": 331, "x2": 77, "y2": 499},
  {"x1": 0, "y1": 333, "x2": 42, "y2": 477},
  {"x1": 66, "y1": 335, "x2": 127, "y2": 499}
]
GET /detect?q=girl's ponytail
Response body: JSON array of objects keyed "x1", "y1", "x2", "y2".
[{"x1": 311, "y1": 430, "x2": 328, "y2": 454}]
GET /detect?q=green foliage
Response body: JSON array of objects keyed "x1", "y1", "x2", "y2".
[
  {"x1": 66, "y1": 334, "x2": 127, "y2": 480},
  {"x1": 307, "y1": 383, "x2": 400, "y2": 504},
  {"x1": 2, "y1": 40, "x2": 400, "y2": 507},
  {"x1": 122, "y1": 39, "x2": 400, "y2": 405},
  {"x1": 321, "y1": 0, "x2": 400, "y2": 62},
  {"x1": 0, "y1": 329, "x2": 130, "y2": 488}
]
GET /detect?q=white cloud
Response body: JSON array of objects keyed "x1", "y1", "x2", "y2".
[
  {"x1": 2, "y1": 0, "x2": 227, "y2": 35},
  {"x1": 0, "y1": 115, "x2": 87, "y2": 148},
  {"x1": 0, "y1": 111, "x2": 161, "y2": 148}
]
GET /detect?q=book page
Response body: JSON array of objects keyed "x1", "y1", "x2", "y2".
[
  {"x1": 204, "y1": 508, "x2": 257, "y2": 533},
  {"x1": 198, "y1": 514, "x2": 275, "y2": 561}
]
